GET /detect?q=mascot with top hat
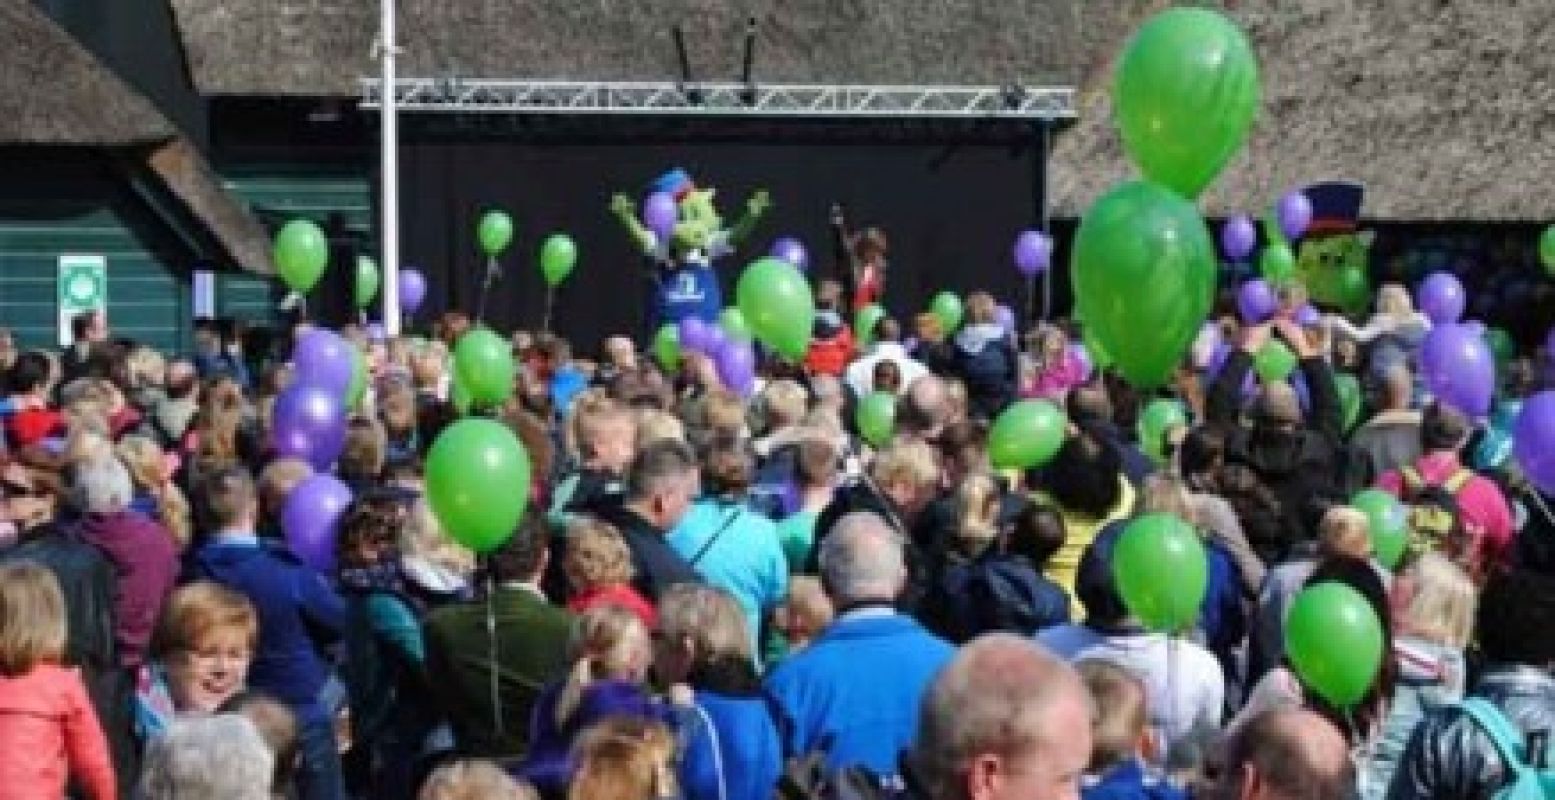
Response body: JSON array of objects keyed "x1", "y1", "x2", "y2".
[
  {"x1": 609, "y1": 169, "x2": 772, "y2": 328},
  {"x1": 1295, "y1": 181, "x2": 1374, "y2": 314}
]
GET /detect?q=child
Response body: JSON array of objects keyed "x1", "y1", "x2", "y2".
[
  {"x1": 522, "y1": 606, "x2": 672, "y2": 796},
  {"x1": 0, "y1": 562, "x2": 116, "y2": 799},
  {"x1": 1078, "y1": 660, "x2": 1185, "y2": 800},
  {"x1": 563, "y1": 517, "x2": 657, "y2": 627},
  {"x1": 549, "y1": 399, "x2": 636, "y2": 526},
  {"x1": 772, "y1": 576, "x2": 835, "y2": 657}
]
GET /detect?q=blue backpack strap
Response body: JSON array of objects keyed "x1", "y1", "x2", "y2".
[{"x1": 1460, "y1": 697, "x2": 1534, "y2": 774}]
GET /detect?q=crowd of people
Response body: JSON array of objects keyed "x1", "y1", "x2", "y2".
[{"x1": 0, "y1": 257, "x2": 1551, "y2": 800}]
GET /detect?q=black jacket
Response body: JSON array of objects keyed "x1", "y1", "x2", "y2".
[
  {"x1": 1387, "y1": 665, "x2": 1555, "y2": 800},
  {"x1": 590, "y1": 503, "x2": 702, "y2": 602},
  {"x1": 1207, "y1": 350, "x2": 1354, "y2": 561},
  {"x1": 809, "y1": 482, "x2": 930, "y2": 611},
  {"x1": 950, "y1": 324, "x2": 1019, "y2": 421}
]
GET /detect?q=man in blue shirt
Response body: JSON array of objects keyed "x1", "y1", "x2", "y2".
[
  {"x1": 190, "y1": 466, "x2": 346, "y2": 800},
  {"x1": 765, "y1": 511, "x2": 954, "y2": 779}
]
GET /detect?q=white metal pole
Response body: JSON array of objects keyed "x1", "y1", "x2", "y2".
[{"x1": 379, "y1": 0, "x2": 401, "y2": 336}]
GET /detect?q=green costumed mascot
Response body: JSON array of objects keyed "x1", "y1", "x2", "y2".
[
  {"x1": 1294, "y1": 181, "x2": 1373, "y2": 315},
  {"x1": 609, "y1": 168, "x2": 771, "y2": 328}
]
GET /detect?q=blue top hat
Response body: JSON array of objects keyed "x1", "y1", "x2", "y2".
[
  {"x1": 650, "y1": 168, "x2": 696, "y2": 200},
  {"x1": 1302, "y1": 181, "x2": 1365, "y2": 237}
]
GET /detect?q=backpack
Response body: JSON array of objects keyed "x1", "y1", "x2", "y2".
[
  {"x1": 1458, "y1": 697, "x2": 1555, "y2": 800},
  {"x1": 1400, "y1": 466, "x2": 1474, "y2": 562}
]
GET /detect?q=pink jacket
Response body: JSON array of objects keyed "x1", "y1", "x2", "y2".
[
  {"x1": 0, "y1": 664, "x2": 116, "y2": 799},
  {"x1": 1023, "y1": 353, "x2": 1087, "y2": 400},
  {"x1": 1378, "y1": 452, "x2": 1515, "y2": 567}
]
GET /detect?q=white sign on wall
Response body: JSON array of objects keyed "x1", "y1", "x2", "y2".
[
  {"x1": 57, "y1": 254, "x2": 107, "y2": 347},
  {"x1": 193, "y1": 269, "x2": 216, "y2": 320}
]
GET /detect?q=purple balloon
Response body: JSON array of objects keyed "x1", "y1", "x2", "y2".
[
  {"x1": 281, "y1": 474, "x2": 353, "y2": 574},
  {"x1": 1013, "y1": 230, "x2": 1053, "y2": 277},
  {"x1": 994, "y1": 304, "x2": 1016, "y2": 337},
  {"x1": 1421, "y1": 323, "x2": 1495, "y2": 418},
  {"x1": 715, "y1": 340, "x2": 756, "y2": 397},
  {"x1": 292, "y1": 329, "x2": 354, "y2": 399},
  {"x1": 704, "y1": 326, "x2": 729, "y2": 359},
  {"x1": 1278, "y1": 190, "x2": 1313, "y2": 241},
  {"x1": 769, "y1": 237, "x2": 809, "y2": 271},
  {"x1": 643, "y1": 192, "x2": 679, "y2": 241},
  {"x1": 1417, "y1": 271, "x2": 1466, "y2": 325},
  {"x1": 1516, "y1": 392, "x2": 1555, "y2": 493},
  {"x1": 399, "y1": 268, "x2": 427, "y2": 315},
  {"x1": 678, "y1": 316, "x2": 711, "y2": 353},
  {"x1": 1204, "y1": 341, "x2": 1231, "y2": 379},
  {"x1": 1237, "y1": 279, "x2": 1279, "y2": 324},
  {"x1": 270, "y1": 384, "x2": 347, "y2": 470},
  {"x1": 1221, "y1": 215, "x2": 1258, "y2": 261},
  {"x1": 1295, "y1": 304, "x2": 1321, "y2": 326}
]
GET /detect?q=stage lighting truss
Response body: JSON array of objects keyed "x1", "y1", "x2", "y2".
[{"x1": 361, "y1": 79, "x2": 1076, "y2": 121}]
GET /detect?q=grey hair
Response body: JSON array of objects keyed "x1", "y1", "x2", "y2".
[
  {"x1": 626, "y1": 438, "x2": 698, "y2": 501},
  {"x1": 818, "y1": 512, "x2": 905, "y2": 605},
  {"x1": 140, "y1": 714, "x2": 275, "y2": 800},
  {"x1": 69, "y1": 456, "x2": 135, "y2": 514},
  {"x1": 911, "y1": 635, "x2": 1090, "y2": 800}
]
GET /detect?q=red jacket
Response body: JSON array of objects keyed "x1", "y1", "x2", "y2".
[
  {"x1": 5, "y1": 408, "x2": 64, "y2": 449},
  {"x1": 568, "y1": 583, "x2": 658, "y2": 628},
  {"x1": 0, "y1": 664, "x2": 116, "y2": 800},
  {"x1": 805, "y1": 328, "x2": 855, "y2": 377}
]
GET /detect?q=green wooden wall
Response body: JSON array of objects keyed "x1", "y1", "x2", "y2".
[{"x1": 0, "y1": 150, "x2": 371, "y2": 355}]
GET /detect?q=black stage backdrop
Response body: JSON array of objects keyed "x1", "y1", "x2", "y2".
[{"x1": 397, "y1": 132, "x2": 1055, "y2": 355}]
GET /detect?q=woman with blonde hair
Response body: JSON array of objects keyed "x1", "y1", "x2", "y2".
[
  {"x1": 1364, "y1": 553, "x2": 1477, "y2": 796},
  {"x1": 419, "y1": 759, "x2": 536, "y2": 800},
  {"x1": 1324, "y1": 281, "x2": 1431, "y2": 349},
  {"x1": 398, "y1": 499, "x2": 474, "y2": 607},
  {"x1": 567, "y1": 717, "x2": 679, "y2": 800},
  {"x1": 653, "y1": 584, "x2": 783, "y2": 800},
  {"x1": 522, "y1": 606, "x2": 670, "y2": 796},
  {"x1": 117, "y1": 435, "x2": 193, "y2": 549}
]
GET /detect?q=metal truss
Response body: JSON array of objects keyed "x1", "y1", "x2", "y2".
[{"x1": 361, "y1": 79, "x2": 1075, "y2": 120}]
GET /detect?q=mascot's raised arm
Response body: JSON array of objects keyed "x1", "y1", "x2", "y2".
[{"x1": 609, "y1": 168, "x2": 771, "y2": 327}]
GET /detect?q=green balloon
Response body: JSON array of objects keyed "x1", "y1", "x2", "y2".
[
  {"x1": 1082, "y1": 327, "x2": 1114, "y2": 370},
  {"x1": 930, "y1": 292, "x2": 964, "y2": 334},
  {"x1": 1113, "y1": 7, "x2": 1260, "y2": 198},
  {"x1": 1541, "y1": 226, "x2": 1555, "y2": 275},
  {"x1": 346, "y1": 347, "x2": 367, "y2": 411},
  {"x1": 354, "y1": 256, "x2": 380, "y2": 309},
  {"x1": 1285, "y1": 582, "x2": 1384, "y2": 707},
  {"x1": 540, "y1": 233, "x2": 577, "y2": 287},
  {"x1": 1335, "y1": 373, "x2": 1362, "y2": 433},
  {"x1": 478, "y1": 210, "x2": 514, "y2": 257},
  {"x1": 1072, "y1": 181, "x2": 1216, "y2": 388},
  {"x1": 1260, "y1": 243, "x2": 1296, "y2": 284},
  {"x1": 988, "y1": 399, "x2": 1067, "y2": 470},
  {"x1": 855, "y1": 304, "x2": 885, "y2": 347},
  {"x1": 1352, "y1": 488, "x2": 1408, "y2": 570},
  {"x1": 720, "y1": 308, "x2": 752, "y2": 343},
  {"x1": 856, "y1": 392, "x2": 897, "y2": 448},
  {"x1": 1485, "y1": 327, "x2": 1515, "y2": 369},
  {"x1": 1113, "y1": 512, "x2": 1209, "y2": 633},
  {"x1": 736, "y1": 257, "x2": 815, "y2": 360},
  {"x1": 653, "y1": 324, "x2": 681, "y2": 372},
  {"x1": 450, "y1": 376, "x2": 472, "y2": 416},
  {"x1": 1137, "y1": 398, "x2": 1188, "y2": 464},
  {"x1": 1254, "y1": 340, "x2": 1297, "y2": 383},
  {"x1": 273, "y1": 219, "x2": 329, "y2": 293},
  {"x1": 425, "y1": 418, "x2": 532, "y2": 553},
  {"x1": 453, "y1": 327, "x2": 515, "y2": 407}
]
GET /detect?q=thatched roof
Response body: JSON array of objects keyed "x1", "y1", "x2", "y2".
[
  {"x1": 1051, "y1": 0, "x2": 1555, "y2": 222},
  {"x1": 143, "y1": 139, "x2": 275, "y2": 275},
  {"x1": 168, "y1": 0, "x2": 1090, "y2": 96},
  {"x1": 0, "y1": 0, "x2": 174, "y2": 145}
]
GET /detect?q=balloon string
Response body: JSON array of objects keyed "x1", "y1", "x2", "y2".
[
  {"x1": 476, "y1": 256, "x2": 498, "y2": 324},
  {"x1": 543, "y1": 286, "x2": 555, "y2": 335},
  {"x1": 1165, "y1": 631, "x2": 1177, "y2": 767},
  {"x1": 486, "y1": 563, "x2": 503, "y2": 737}
]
